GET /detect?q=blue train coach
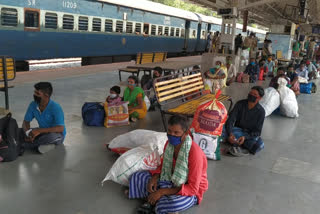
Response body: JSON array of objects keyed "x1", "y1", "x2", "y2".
[{"x1": 0, "y1": 0, "x2": 266, "y2": 68}]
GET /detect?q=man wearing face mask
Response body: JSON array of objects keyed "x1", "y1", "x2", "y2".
[
  {"x1": 224, "y1": 86, "x2": 265, "y2": 156},
  {"x1": 128, "y1": 115, "x2": 208, "y2": 214},
  {"x1": 226, "y1": 56, "x2": 237, "y2": 86},
  {"x1": 21, "y1": 82, "x2": 66, "y2": 154},
  {"x1": 244, "y1": 58, "x2": 260, "y2": 83}
]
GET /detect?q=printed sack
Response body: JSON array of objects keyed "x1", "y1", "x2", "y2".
[{"x1": 104, "y1": 101, "x2": 129, "y2": 128}]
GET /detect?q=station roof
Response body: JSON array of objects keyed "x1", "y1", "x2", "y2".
[{"x1": 185, "y1": 0, "x2": 320, "y2": 27}]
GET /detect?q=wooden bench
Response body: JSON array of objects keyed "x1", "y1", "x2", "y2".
[
  {"x1": 153, "y1": 70, "x2": 233, "y2": 131},
  {"x1": 0, "y1": 56, "x2": 16, "y2": 110},
  {"x1": 118, "y1": 52, "x2": 167, "y2": 81}
]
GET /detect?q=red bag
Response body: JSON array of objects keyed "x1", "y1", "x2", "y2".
[{"x1": 190, "y1": 90, "x2": 228, "y2": 136}]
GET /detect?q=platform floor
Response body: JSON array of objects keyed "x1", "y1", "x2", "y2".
[{"x1": 1, "y1": 56, "x2": 320, "y2": 214}]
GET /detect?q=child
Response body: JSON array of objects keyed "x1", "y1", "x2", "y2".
[
  {"x1": 106, "y1": 86, "x2": 122, "y2": 105},
  {"x1": 258, "y1": 60, "x2": 268, "y2": 81}
]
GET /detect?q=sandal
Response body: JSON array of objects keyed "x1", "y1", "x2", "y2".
[{"x1": 136, "y1": 202, "x2": 155, "y2": 214}]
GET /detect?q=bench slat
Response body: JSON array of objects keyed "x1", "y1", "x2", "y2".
[
  {"x1": 155, "y1": 73, "x2": 202, "y2": 87},
  {"x1": 157, "y1": 81, "x2": 204, "y2": 97},
  {"x1": 158, "y1": 86, "x2": 204, "y2": 102},
  {"x1": 156, "y1": 77, "x2": 203, "y2": 92}
]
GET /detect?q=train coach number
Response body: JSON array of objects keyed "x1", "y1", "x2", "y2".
[{"x1": 63, "y1": 1, "x2": 77, "y2": 9}]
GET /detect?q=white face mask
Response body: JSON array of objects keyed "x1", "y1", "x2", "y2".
[{"x1": 110, "y1": 94, "x2": 117, "y2": 98}]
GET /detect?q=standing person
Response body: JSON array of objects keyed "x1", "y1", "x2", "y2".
[
  {"x1": 244, "y1": 33, "x2": 258, "y2": 59},
  {"x1": 124, "y1": 76, "x2": 147, "y2": 122},
  {"x1": 226, "y1": 56, "x2": 237, "y2": 86},
  {"x1": 206, "y1": 32, "x2": 212, "y2": 52},
  {"x1": 308, "y1": 39, "x2": 317, "y2": 60},
  {"x1": 223, "y1": 86, "x2": 265, "y2": 156},
  {"x1": 258, "y1": 59, "x2": 268, "y2": 81},
  {"x1": 235, "y1": 34, "x2": 243, "y2": 55},
  {"x1": 306, "y1": 60, "x2": 317, "y2": 80},
  {"x1": 128, "y1": 115, "x2": 208, "y2": 214},
  {"x1": 292, "y1": 40, "x2": 301, "y2": 58},
  {"x1": 244, "y1": 58, "x2": 260, "y2": 83},
  {"x1": 20, "y1": 82, "x2": 66, "y2": 154}
]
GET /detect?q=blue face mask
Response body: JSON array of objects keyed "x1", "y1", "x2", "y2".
[
  {"x1": 167, "y1": 134, "x2": 183, "y2": 146},
  {"x1": 251, "y1": 62, "x2": 256, "y2": 66},
  {"x1": 128, "y1": 83, "x2": 136, "y2": 87}
]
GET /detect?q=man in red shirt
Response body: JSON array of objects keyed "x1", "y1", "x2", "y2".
[{"x1": 128, "y1": 115, "x2": 208, "y2": 214}]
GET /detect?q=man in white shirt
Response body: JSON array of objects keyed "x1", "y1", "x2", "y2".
[
  {"x1": 296, "y1": 62, "x2": 309, "y2": 80},
  {"x1": 226, "y1": 56, "x2": 237, "y2": 86}
]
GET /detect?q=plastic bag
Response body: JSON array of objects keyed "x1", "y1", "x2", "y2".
[
  {"x1": 190, "y1": 90, "x2": 228, "y2": 136},
  {"x1": 300, "y1": 83, "x2": 312, "y2": 94},
  {"x1": 278, "y1": 78, "x2": 299, "y2": 118},
  {"x1": 144, "y1": 95, "x2": 151, "y2": 110},
  {"x1": 259, "y1": 87, "x2": 280, "y2": 117},
  {"x1": 102, "y1": 143, "x2": 161, "y2": 186},
  {"x1": 108, "y1": 129, "x2": 167, "y2": 154},
  {"x1": 191, "y1": 132, "x2": 221, "y2": 160},
  {"x1": 104, "y1": 101, "x2": 130, "y2": 128}
]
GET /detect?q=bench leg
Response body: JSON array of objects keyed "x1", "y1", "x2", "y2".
[
  {"x1": 160, "y1": 110, "x2": 167, "y2": 132},
  {"x1": 119, "y1": 71, "x2": 122, "y2": 82},
  {"x1": 228, "y1": 98, "x2": 233, "y2": 113}
]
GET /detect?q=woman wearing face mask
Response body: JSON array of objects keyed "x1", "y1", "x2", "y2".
[
  {"x1": 123, "y1": 76, "x2": 147, "y2": 122},
  {"x1": 128, "y1": 115, "x2": 208, "y2": 214},
  {"x1": 205, "y1": 61, "x2": 227, "y2": 92}
]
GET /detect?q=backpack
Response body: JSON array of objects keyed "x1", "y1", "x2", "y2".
[
  {"x1": 0, "y1": 113, "x2": 21, "y2": 162},
  {"x1": 82, "y1": 102, "x2": 105, "y2": 126},
  {"x1": 300, "y1": 83, "x2": 312, "y2": 94},
  {"x1": 312, "y1": 82, "x2": 317, "y2": 93}
]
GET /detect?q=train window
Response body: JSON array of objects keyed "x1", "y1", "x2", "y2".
[
  {"x1": 63, "y1": 15, "x2": 74, "y2": 30},
  {"x1": 92, "y1": 18, "x2": 101, "y2": 32},
  {"x1": 25, "y1": 10, "x2": 39, "y2": 28},
  {"x1": 151, "y1": 25, "x2": 156, "y2": 36},
  {"x1": 1, "y1": 8, "x2": 18, "y2": 27},
  {"x1": 143, "y1": 23, "x2": 149, "y2": 35},
  {"x1": 135, "y1": 23, "x2": 142, "y2": 34},
  {"x1": 116, "y1": 20, "x2": 123, "y2": 33},
  {"x1": 181, "y1": 29, "x2": 185, "y2": 38},
  {"x1": 170, "y1": 27, "x2": 175, "y2": 37},
  {"x1": 192, "y1": 30, "x2": 196, "y2": 38},
  {"x1": 78, "y1": 16, "x2": 88, "y2": 31},
  {"x1": 45, "y1": 13, "x2": 58, "y2": 29},
  {"x1": 105, "y1": 19, "x2": 113, "y2": 32},
  {"x1": 176, "y1": 28, "x2": 180, "y2": 37},
  {"x1": 126, "y1": 22, "x2": 133, "y2": 33},
  {"x1": 164, "y1": 27, "x2": 169, "y2": 36},
  {"x1": 158, "y1": 26, "x2": 163, "y2": 36}
]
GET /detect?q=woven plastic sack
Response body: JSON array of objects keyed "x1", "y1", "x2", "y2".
[
  {"x1": 104, "y1": 101, "x2": 130, "y2": 128},
  {"x1": 278, "y1": 78, "x2": 299, "y2": 118},
  {"x1": 107, "y1": 129, "x2": 167, "y2": 154},
  {"x1": 191, "y1": 131, "x2": 221, "y2": 160},
  {"x1": 102, "y1": 143, "x2": 162, "y2": 186},
  {"x1": 259, "y1": 87, "x2": 280, "y2": 117}
]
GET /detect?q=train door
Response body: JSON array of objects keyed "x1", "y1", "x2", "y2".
[
  {"x1": 195, "y1": 23, "x2": 202, "y2": 52},
  {"x1": 183, "y1": 20, "x2": 190, "y2": 51},
  {"x1": 24, "y1": 8, "x2": 40, "y2": 32}
]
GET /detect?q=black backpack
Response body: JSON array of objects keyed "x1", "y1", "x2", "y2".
[{"x1": 0, "y1": 113, "x2": 21, "y2": 162}]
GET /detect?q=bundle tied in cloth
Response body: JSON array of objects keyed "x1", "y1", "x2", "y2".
[{"x1": 190, "y1": 90, "x2": 228, "y2": 160}]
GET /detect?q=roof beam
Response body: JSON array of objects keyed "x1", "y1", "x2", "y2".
[{"x1": 239, "y1": 0, "x2": 279, "y2": 10}]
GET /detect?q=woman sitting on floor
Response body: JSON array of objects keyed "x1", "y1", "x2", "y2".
[
  {"x1": 124, "y1": 76, "x2": 147, "y2": 122},
  {"x1": 128, "y1": 115, "x2": 208, "y2": 214}
]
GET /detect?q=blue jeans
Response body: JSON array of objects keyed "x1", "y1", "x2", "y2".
[{"x1": 222, "y1": 127, "x2": 264, "y2": 155}]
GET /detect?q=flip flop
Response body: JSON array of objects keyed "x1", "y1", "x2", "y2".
[{"x1": 136, "y1": 202, "x2": 155, "y2": 214}]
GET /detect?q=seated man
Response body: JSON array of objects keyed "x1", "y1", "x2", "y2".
[
  {"x1": 224, "y1": 86, "x2": 265, "y2": 156},
  {"x1": 128, "y1": 115, "x2": 208, "y2": 214},
  {"x1": 306, "y1": 60, "x2": 317, "y2": 80},
  {"x1": 296, "y1": 62, "x2": 309, "y2": 80},
  {"x1": 142, "y1": 66, "x2": 163, "y2": 91},
  {"x1": 21, "y1": 82, "x2": 66, "y2": 154},
  {"x1": 244, "y1": 58, "x2": 260, "y2": 83}
]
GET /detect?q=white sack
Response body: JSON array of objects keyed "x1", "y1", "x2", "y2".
[
  {"x1": 144, "y1": 96, "x2": 151, "y2": 110},
  {"x1": 277, "y1": 78, "x2": 299, "y2": 118},
  {"x1": 102, "y1": 143, "x2": 161, "y2": 186},
  {"x1": 108, "y1": 129, "x2": 167, "y2": 151},
  {"x1": 259, "y1": 87, "x2": 280, "y2": 117}
]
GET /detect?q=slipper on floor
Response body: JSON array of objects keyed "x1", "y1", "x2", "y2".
[
  {"x1": 136, "y1": 202, "x2": 155, "y2": 214},
  {"x1": 228, "y1": 147, "x2": 249, "y2": 157}
]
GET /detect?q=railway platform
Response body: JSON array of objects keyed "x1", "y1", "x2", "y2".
[{"x1": 1, "y1": 56, "x2": 320, "y2": 214}]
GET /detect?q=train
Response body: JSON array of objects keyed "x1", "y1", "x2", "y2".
[{"x1": 0, "y1": 0, "x2": 267, "y2": 69}]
